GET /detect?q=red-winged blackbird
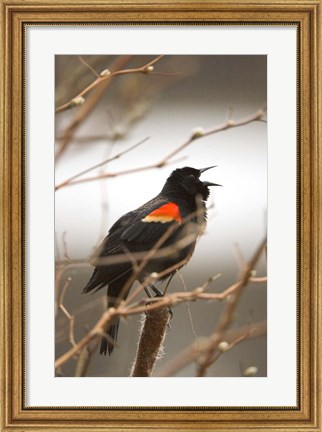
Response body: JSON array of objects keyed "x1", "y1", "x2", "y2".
[{"x1": 83, "y1": 166, "x2": 220, "y2": 355}]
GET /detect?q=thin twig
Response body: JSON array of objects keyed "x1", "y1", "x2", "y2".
[
  {"x1": 177, "y1": 270, "x2": 198, "y2": 340},
  {"x1": 196, "y1": 237, "x2": 266, "y2": 377},
  {"x1": 74, "y1": 338, "x2": 100, "y2": 377},
  {"x1": 55, "y1": 55, "x2": 133, "y2": 161},
  {"x1": 55, "y1": 107, "x2": 266, "y2": 188},
  {"x1": 58, "y1": 277, "x2": 76, "y2": 348},
  {"x1": 55, "y1": 137, "x2": 150, "y2": 191},
  {"x1": 156, "y1": 321, "x2": 267, "y2": 377},
  {"x1": 56, "y1": 134, "x2": 113, "y2": 144},
  {"x1": 78, "y1": 56, "x2": 100, "y2": 78},
  {"x1": 197, "y1": 329, "x2": 253, "y2": 373},
  {"x1": 234, "y1": 242, "x2": 246, "y2": 270},
  {"x1": 159, "y1": 107, "x2": 266, "y2": 164},
  {"x1": 154, "y1": 238, "x2": 267, "y2": 377},
  {"x1": 55, "y1": 55, "x2": 165, "y2": 114},
  {"x1": 54, "y1": 268, "x2": 265, "y2": 370}
]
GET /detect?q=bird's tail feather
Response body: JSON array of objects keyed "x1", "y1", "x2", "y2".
[
  {"x1": 100, "y1": 274, "x2": 131, "y2": 355},
  {"x1": 100, "y1": 318, "x2": 120, "y2": 355}
]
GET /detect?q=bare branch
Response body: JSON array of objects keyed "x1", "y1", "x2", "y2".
[
  {"x1": 177, "y1": 270, "x2": 199, "y2": 340},
  {"x1": 153, "y1": 237, "x2": 267, "y2": 377},
  {"x1": 55, "y1": 55, "x2": 165, "y2": 114},
  {"x1": 55, "y1": 107, "x2": 266, "y2": 189},
  {"x1": 156, "y1": 321, "x2": 267, "y2": 377},
  {"x1": 196, "y1": 328, "x2": 254, "y2": 375},
  {"x1": 58, "y1": 277, "x2": 76, "y2": 348},
  {"x1": 158, "y1": 107, "x2": 266, "y2": 164},
  {"x1": 74, "y1": 338, "x2": 100, "y2": 377},
  {"x1": 55, "y1": 137, "x2": 150, "y2": 191},
  {"x1": 196, "y1": 237, "x2": 266, "y2": 377},
  {"x1": 54, "y1": 265, "x2": 265, "y2": 370},
  {"x1": 78, "y1": 56, "x2": 100, "y2": 78},
  {"x1": 55, "y1": 55, "x2": 133, "y2": 161}
]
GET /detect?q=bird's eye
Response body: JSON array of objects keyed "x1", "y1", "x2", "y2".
[{"x1": 189, "y1": 174, "x2": 195, "y2": 180}]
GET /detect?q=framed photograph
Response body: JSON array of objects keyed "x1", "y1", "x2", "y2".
[{"x1": 1, "y1": 1, "x2": 321, "y2": 431}]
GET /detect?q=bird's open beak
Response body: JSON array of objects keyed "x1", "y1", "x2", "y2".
[
  {"x1": 199, "y1": 166, "x2": 216, "y2": 174},
  {"x1": 202, "y1": 181, "x2": 222, "y2": 187},
  {"x1": 199, "y1": 166, "x2": 222, "y2": 187}
]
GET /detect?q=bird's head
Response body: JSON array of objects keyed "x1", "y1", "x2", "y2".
[{"x1": 162, "y1": 166, "x2": 221, "y2": 202}]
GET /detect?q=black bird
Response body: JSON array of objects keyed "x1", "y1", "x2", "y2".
[{"x1": 82, "y1": 166, "x2": 220, "y2": 355}]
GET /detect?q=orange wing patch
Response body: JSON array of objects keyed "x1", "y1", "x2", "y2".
[{"x1": 142, "y1": 202, "x2": 182, "y2": 224}]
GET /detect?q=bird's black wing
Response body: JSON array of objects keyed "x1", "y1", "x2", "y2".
[
  {"x1": 93, "y1": 210, "x2": 137, "y2": 259},
  {"x1": 83, "y1": 198, "x2": 182, "y2": 293},
  {"x1": 83, "y1": 211, "x2": 137, "y2": 293},
  {"x1": 120, "y1": 199, "x2": 182, "y2": 245}
]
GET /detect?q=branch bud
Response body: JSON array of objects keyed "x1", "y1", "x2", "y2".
[
  {"x1": 150, "y1": 272, "x2": 159, "y2": 281},
  {"x1": 218, "y1": 341, "x2": 229, "y2": 352},
  {"x1": 145, "y1": 65, "x2": 154, "y2": 73},
  {"x1": 243, "y1": 366, "x2": 258, "y2": 377},
  {"x1": 190, "y1": 127, "x2": 205, "y2": 140},
  {"x1": 194, "y1": 287, "x2": 204, "y2": 294},
  {"x1": 71, "y1": 96, "x2": 85, "y2": 107},
  {"x1": 100, "y1": 69, "x2": 111, "y2": 77}
]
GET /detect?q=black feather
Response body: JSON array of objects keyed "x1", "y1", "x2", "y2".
[{"x1": 82, "y1": 166, "x2": 218, "y2": 356}]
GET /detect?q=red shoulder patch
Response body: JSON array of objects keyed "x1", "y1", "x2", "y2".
[{"x1": 142, "y1": 202, "x2": 182, "y2": 224}]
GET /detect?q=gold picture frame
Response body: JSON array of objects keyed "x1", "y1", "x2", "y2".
[{"x1": 1, "y1": 0, "x2": 321, "y2": 430}]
